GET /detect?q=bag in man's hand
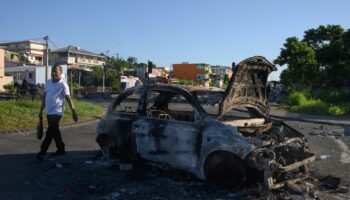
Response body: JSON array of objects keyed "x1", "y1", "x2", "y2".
[{"x1": 37, "y1": 116, "x2": 43, "y2": 140}]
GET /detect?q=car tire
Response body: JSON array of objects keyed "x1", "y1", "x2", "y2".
[{"x1": 205, "y1": 152, "x2": 247, "y2": 189}]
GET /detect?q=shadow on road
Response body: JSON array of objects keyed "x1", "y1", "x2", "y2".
[{"x1": 0, "y1": 150, "x2": 261, "y2": 200}]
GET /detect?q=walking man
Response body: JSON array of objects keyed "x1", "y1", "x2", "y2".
[{"x1": 36, "y1": 64, "x2": 78, "y2": 161}]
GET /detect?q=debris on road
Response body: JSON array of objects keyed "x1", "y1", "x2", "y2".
[
  {"x1": 43, "y1": 162, "x2": 71, "y2": 171},
  {"x1": 88, "y1": 185, "x2": 97, "y2": 190},
  {"x1": 309, "y1": 130, "x2": 344, "y2": 137},
  {"x1": 319, "y1": 175, "x2": 341, "y2": 189},
  {"x1": 319, "y1": 155, "x2": 330, "y2": 160},
  {"x1": 56, "y1": 163, "x2": 63, "y2": 168},
  {"x1": 84, "y1": 160, "x2": 94, "y2": 165}
]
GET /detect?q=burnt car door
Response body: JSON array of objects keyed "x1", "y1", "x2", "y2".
[
  {"x1": 132, "y1": 87, "x2": 205, "y2": 172},
  {"x1": 97, "y1": 87, "x2": 143, "y2": 156}
]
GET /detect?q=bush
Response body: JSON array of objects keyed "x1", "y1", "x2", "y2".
[
  {"x1": 3, "y1": 84, "x2": 16, "y2": 93},
  {"x1": 285, "y1": 92, "x2": 308, "y2": 106},
  {"x1": 328, "y1": 105, "x2": 346, "y2": 115},
  {"x1": 339, "y1": 102, "x2": 350, "y2": 113},
  {"x1": 283, "y1": 90, "x2": 350, "y2": 115},
  {"x1": 311, "y1": 90, "x2": 350, "y2": 104},
  {"x1": 296, "y1": 99, "x2": 329, "y2": 115}
]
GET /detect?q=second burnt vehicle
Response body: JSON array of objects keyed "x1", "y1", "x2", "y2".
[{"x1": 96, "y1": 56, "x2": 315, "y2": 189}]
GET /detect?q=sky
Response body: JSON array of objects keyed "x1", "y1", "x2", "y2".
[{"x1": 1, "y1": 0, "x2": 350, "y2": 80}]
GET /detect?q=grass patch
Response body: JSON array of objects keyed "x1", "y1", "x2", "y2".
[
  {"x1": 282, "y1": 90, "x2": 350, "y2": 116},
  {"x1": 0, "y1": 99, "x2": 105, "y2": 131}
]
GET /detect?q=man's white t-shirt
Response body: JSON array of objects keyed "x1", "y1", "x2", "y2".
[{"x1": 45, "y1": 79, "x2": 70, "y2": 115}]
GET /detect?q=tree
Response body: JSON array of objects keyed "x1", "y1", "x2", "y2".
[
  {"x1": 137, "y1": 62, "x2": 148, "y2": 68},
  {"x1": 127, "y1": 56, "x2": 138, "y2": 69},
  {"x1": 274, "y1": 37, "x2": 318, "y2": 90},
  {"x1": 303, "y1": 25, "x2": 346, "y2": 87},
  {"x1": 275, "y1": 25, "x2": 350, "y2": 90},
  {"x1": 341, "y1": 29, "x2": 350, "y2": 86}
]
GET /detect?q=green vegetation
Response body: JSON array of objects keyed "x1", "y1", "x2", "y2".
[
  {"x1": 0, "y1": 99, "x2": 104, "y2": 131},
  {"x1": 78, "y1": 55, "x2": 154, "y2": 91},
  {"x1": 177, "y1": 79, "x2": 199, "y2": 86},
  {"x1": 275, "y1": 25, "x2": 350, "y2": 90},
  {"x1": 3, "y1": 84, "x2": 16, "y2": 93},
  {"x1": 282, "y1": 90, "x2": 350, "y2": 115},
  {"x1": 275, "y1": 25, "x2": 350, "y2": 116}
]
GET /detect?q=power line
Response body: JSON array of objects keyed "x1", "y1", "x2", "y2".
[
  {"x1": 0, "y1": 35, "x2": 61, "y2": 49},
  {"x1": 48, "y1": 38, "x2": 58, "y2": 48}
]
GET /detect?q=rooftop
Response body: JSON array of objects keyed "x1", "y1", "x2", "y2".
[
  {"x1": 0, "y1": 40, "x2": 45, "y2": 45},
  {"x1": 50, "y1": 45, "x2": 106, "y2": 58}
]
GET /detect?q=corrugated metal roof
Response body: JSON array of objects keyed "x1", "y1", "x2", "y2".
[{"x1": 50, "y1": 45, "x2": 106, "y2": 58}]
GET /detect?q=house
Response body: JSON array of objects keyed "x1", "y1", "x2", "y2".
[
  {"x1": 49, "y1": 45, "x2": 106, "y2": 70},
  {"x1": 172, "y1": 62, "x2": 211, "y2": 85},
  {"x1": 0, "y1": 47, "x2": 14, "y2": 91},
  {"x1": 4, "y1": 50, "x2": 28, "y2": 67},
  {"x1": 5, "y1": 65, "x2": 68, "y2": 85},
  {"x1": 136, "y1": 66, "x2": 167, "y2": 79},
  {"x1": 210, "y1": 65, "x2": 233, "y2": 79},
  {"x1": 120, "y1": 75, "x2": 141, "y2": 90},
  {"x1": 154, "y1": 67, "x2": 168, "y2": 78},
  {"x1": 0, "y1": 40, "x2": 45, "y2": 65}
]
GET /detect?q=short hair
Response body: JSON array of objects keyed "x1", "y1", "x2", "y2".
[{"x1": 52, "y1": 64, "x2": 62, "y2": 72}]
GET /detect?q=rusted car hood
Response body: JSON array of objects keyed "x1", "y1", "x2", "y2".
[{"x1": 219, "y1": 56, "x2": 277, "y2": 117}]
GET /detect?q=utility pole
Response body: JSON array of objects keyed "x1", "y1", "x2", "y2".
[
  {"x1": 44, "y1": 35, "x2": 49, "y2": 81},
  {"x1": 70, "y1": 70, "x2": 73, "y2": 97},
  {"x1": 148, "y1": 61, "x2": 153, "y2": 84},
  {"x1": 103, "y1": 50, "x2": 108, "y2": 92}
]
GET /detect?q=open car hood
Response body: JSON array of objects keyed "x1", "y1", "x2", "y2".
[{"x1": 218, "y1": 56, "x2": 276, "y2": 117}]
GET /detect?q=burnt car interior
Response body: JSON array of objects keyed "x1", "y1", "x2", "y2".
[{"x1": 145, "y1": 90, "x2": 198, "y2": 123}]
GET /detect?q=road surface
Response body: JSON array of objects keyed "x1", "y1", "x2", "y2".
[{"x1": 0, "y1": 101, "x2": 349, "y2": 199}]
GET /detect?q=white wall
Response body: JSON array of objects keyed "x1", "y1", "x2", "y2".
[{"x1": 35, "y1": 65, "x2": 68, "y2": 84}]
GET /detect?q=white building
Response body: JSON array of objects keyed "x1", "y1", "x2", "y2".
[
  {"x1": 5, "y1": 65, "x2": 68, "y2": 85},
  {"x1": 0, "y1": 47, "x2": 13, "y2": 91},
  {"x1": 210, "y1": 65, "x2": 233, "y2": 78},
  {"x1": 50, "y1": 45, "x2": 106, "y2": 70},
  {"x1": 0, "y1": 40, "x2": 45, "y2": 65}
]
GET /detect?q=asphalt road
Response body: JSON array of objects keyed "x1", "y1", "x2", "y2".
[{"x1": 0, "y1": 101, "x2": 349, "y2": 200}]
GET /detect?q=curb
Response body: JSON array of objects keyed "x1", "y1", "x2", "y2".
[
  {"x1": 0, "y1": 118, "x2": 101, "y2": 137},
  {"x1": 0, "y1": 128, "x2": 36, "y2": 136},
  {"x1": 232, "y1": 108, "x2": 350, "y2": 127},
  {"x1": 269, "y1": 114, "x2": 350, "y2": 127}
]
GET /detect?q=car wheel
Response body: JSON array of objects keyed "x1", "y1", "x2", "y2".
[{"x1": 205, "y1": 152, "x2": 247, "y2": 189}]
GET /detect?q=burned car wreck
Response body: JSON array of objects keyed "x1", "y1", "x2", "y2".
[{"x1": 96, "y1": 56, "x2": 315, "y2": 189}]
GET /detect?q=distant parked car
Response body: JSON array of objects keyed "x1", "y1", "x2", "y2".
[{"x1": 96, "y1": 56, "x2": 315, "y2": 189}]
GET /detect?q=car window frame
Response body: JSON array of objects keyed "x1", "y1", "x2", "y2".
[
  {"x1": 142, "y1": 86, "x2": 205, "y2": 126},
  {"x1": 109, "y1": 87, "x2": 144, "y2": 115}
]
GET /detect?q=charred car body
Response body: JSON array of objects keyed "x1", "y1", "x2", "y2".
[{"x1": 96, "y1": 56, "x2": 315, "y2": 189}]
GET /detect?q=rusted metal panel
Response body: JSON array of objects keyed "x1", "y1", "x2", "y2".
[
  {"x1": 219, "y1": 56, "x2": 277, "y2": 117},
  {"x1": 280, "y1": 155, "x2": 315, "y2": 172}
]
